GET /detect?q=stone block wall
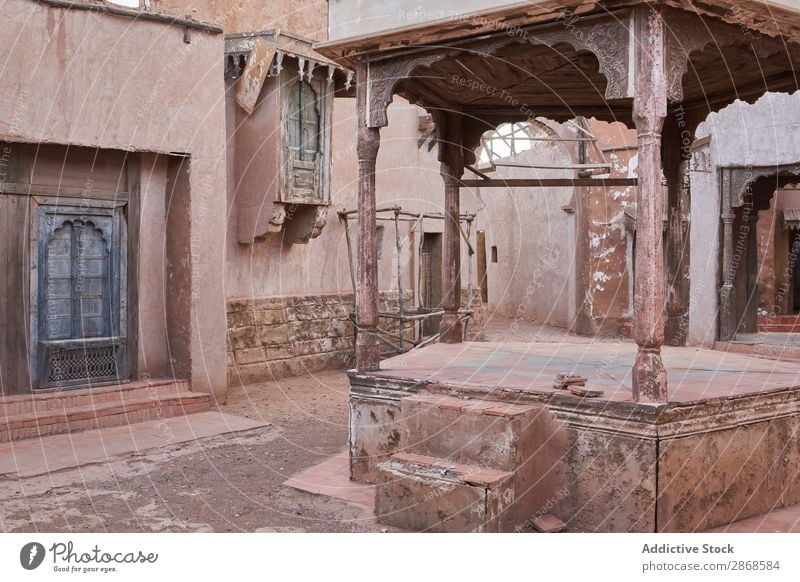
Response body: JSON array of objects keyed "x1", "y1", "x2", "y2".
[{"x1": 227, "y1": 291, "x2": 413, "y2": 385}]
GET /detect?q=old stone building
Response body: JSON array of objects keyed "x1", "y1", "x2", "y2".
[
  {"x1": 690, "y1": 91, "x2": 800, "y2": 356},
  {"x1": 0, "y1": 0, "x2": 228, "y2": 412},
  {"x1": 5, "y1": 0, "x2": 800, "y2": 535}
]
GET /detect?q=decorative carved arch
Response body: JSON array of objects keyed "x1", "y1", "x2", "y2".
[
  {"x1": 724, "y1": 164, "x2": 800, "y2": 209},
  {"x1": 47, "y1": 216, "x2": 113, "y2": 251},
  {"x1": 367, "y1": 51, "x2": 459, "y2": 128},
  {"x1": 366, "y1": 16, "x2": 632, "y2": 128},
  {"x1": 666, "y1": 9, "x2": 793, "y2": 102}
]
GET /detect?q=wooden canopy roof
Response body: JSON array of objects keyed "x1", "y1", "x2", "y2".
[
  {"x1": 317, "y1": 0, "x2": 800, "y2": 59},
  {"x1": 317, "y1": 3, "x2": 800, "y2": 139}
]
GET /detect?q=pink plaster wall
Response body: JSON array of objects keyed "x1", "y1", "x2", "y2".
[
  {"x1": 225, "y1": 96, "x2": 478, "y2": 304},
  {"x1": 151, "y1": 0, "x2": 328, "y2": 39}
]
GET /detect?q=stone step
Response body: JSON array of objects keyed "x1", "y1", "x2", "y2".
[
  {"x1": 390, "y1": 393, "x2": 569, "y2": 532},
  {"x1": 400, "y1": 393, "x2": 539, "y2": 471},
  {"x1": 757, "y1": 315, "x2": 800, "y2": 332},
  {"x1": 758, "y1": 324, "x2": 800, "y2": 333},
  {"x1": 716, "y1": 340, "x2": 800, "y2": 362},
  {"x1": 0, "y1": 379, "x2": 189, "y2": 419},
  {"x1": 0, "y1": 389, "x2": 209, "y2": 442},
  {"x1": 758, "y1": 315, "x2": 800, "y2": 324},
  {"x1": 375, "y1": 452, "x2": 514, "y2": 532}
]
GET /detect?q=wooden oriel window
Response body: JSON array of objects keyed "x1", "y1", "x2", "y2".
[{"x1": 279, "y1": 67, "x2": 332, "y2": 205}]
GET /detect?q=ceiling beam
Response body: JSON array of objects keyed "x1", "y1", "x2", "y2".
[{"x1": 460, "y1": 178, "x2": 637, "y2": 188}]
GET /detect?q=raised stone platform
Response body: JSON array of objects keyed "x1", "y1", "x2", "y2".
[{"x1": 349, "y1": 340, "x2": 800, "y2": 532}]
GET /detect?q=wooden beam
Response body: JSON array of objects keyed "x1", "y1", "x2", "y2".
[
  {"x1": 0, "y1": 182, "x2": 129, "y2": 200},
  {"x1": 459, "y1": 178, "x2": 637, "y2": 188}
]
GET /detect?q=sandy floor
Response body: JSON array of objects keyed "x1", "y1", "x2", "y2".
[
  {"x1": 0, "y1": 370, "x2": 389, "y2": 533},
  {"x1": 4, "y1": 317, "x2": 799, "y2": 533}
]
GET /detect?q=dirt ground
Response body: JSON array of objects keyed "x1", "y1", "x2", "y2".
[
  {"x1": 0, "y1": 318, "x2": 599, "y2": 533},
  {"x1": 0, "y1": 369, "x2": 391, "y2": 533}
]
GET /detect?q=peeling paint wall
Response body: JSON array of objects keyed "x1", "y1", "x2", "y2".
[
  {"x1": 755, "y1": 187, "x2": 800, "y2": 316},
  {"x1": 581, "y1": 121, "x2": 638, "y2": 336}
]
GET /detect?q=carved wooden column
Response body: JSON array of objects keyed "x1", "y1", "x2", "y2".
[
  {"x1": 440, "y1": 113, "x2": 464, "y2": 343},
  {"x1": 632, "y1": 5, "x2": 668, "y2": 403},
  {"x1": 718, "y1": 169, "x2": 737, "y2": 341},
  {"x1": 355, "y1": 60, "x2": 381, "y2": 371}
]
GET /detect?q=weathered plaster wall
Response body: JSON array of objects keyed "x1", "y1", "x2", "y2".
[
  {"x1": 468, "y1": 124, "x2": 578, "y2": 328},
  {"x1": 469, "y1": 119, "x2": 636, "y2": 334},
  {"x1": 151, "y1": 0, "x2": 328, "y2": 38},
  {"x1": 136, "y1": 153, "x2": 171, "y2": 377},
  {"x1": 224, "y1": 93, "x2": 482, "y2": 378},
  {"x1": 0, "y1": 0, "x2": 228, "y2": 397},
  {"x1": 225, "y1": 97, "x2": 478, "y2": 304},
  {"x1": 689, "y1": 91, "x2": 800, "y2": 346},
  {"x1": 581, "y1": 121, "x2": 637, "y2": 336},
  {"x1": 755, "y1": 187, "x2": 800, "y2": 315}
]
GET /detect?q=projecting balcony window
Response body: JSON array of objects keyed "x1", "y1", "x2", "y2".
[{"x1": 280, "y1": 70, "x2": 331, "y2": 204}]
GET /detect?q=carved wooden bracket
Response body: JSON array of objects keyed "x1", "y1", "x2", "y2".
[
  {"x1": 665, "y1": 9, "x2": 789, "y2": 102},
  {"x1": 365, "y1": 16, "x2": 632, "y2": 128},
  {"x1": 367, "y1": 52, "x2": 455, "y2": 127},
  {"x1": 531, "y1": 17, "x2": 631, "y2": 101}
]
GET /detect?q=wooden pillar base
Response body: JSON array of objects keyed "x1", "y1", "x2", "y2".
[
  {"x1": 439, "y1": 312, "x2": 463, "y2": 343},
  {"x1": 632, "y1": 348, "x2": 667, "y2": 403},
  {"x1": 356, "y1": 330, "x2": 381, "y2": 372}
]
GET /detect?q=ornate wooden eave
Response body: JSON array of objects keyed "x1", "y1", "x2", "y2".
[
  {"x1": 334, "y1": 4, "x2": 800, "y2": 139},
  {"x1": 315, "y1": 0, "x2": 800, "y2": 64},
  {"x1": 782, "y1": 208, "x2": 800, "y2": 230},
  {"x1": 225, "y1": 29, "x2": 353, "y2": 93}
]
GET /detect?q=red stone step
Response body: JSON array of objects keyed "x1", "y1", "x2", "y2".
[
  {"x1": 392, "y1": 392, "x2": 568, "y2": 532},
  {"x1": 400, "y1": 393, "x2": 539, "y2": 470},
  {"x1": 375, "y1": 452, "x2": 514, "y2": 532},
  {"x1": 0, "y1": 379, "x2": 189, "y2": 419},
  {"x1": 0, "y1": 381, "x2": 208, "y2": 442},
  {"x1": 757, "y1": 315, "x2": 800, "y2": 333}
]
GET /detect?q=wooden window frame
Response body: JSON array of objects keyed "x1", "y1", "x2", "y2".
[
  {"x1": 29, "y1": 197, "x2": 128, "y2": 390},
  {"x1": 279, "y1": 67, "x2": 333, "y2": 205}
]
